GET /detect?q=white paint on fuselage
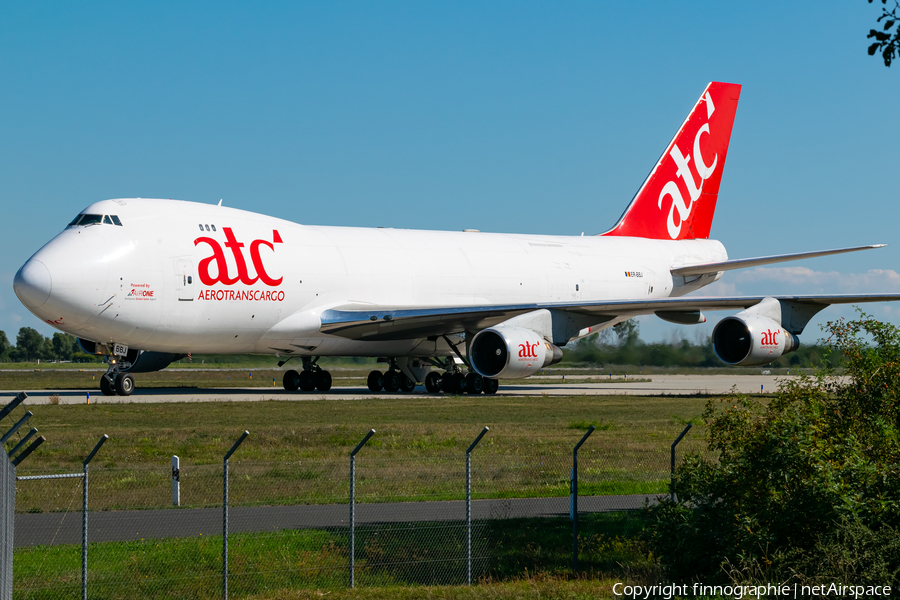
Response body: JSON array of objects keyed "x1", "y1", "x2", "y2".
[{"x1": 20, "y1": 198, "x2": 727, "y2": 356}]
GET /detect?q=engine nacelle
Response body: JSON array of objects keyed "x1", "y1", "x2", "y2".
[
  {"x1": 470, "y1": 326, "x2": 563, "y2": 379},
  {"x1": 77, "y1": 338, "x2": 184, "y2": 373},
  {"x1": 712, "y1": 314, "x2": 800, "y2": 366},
  {"x1": 124, "y1": 350, "x2": 187, "y2": 373}
]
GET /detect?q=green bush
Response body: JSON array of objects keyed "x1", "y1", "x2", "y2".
[{"x1": 643, "y1": 313, "x2": 900, "y2": 584}]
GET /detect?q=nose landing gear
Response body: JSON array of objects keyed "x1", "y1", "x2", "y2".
[
  {"x1": 99, "y1": 352, "x2": 136, "y2": 397},
  {"x1": 115, "y1": 373, "x2": 136, "y2": 395}
]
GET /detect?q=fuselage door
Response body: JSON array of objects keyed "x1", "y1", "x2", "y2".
[{"x1": 175, "y1": 259, "x2": 194, "y2": 301}]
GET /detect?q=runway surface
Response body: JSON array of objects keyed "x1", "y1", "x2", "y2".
[
  {"x1": 15, "y1": 494, "x2": 656, "y2": 547},
  {"x1": 14, "y1": 373, "x2": 794, "y2": 404}
]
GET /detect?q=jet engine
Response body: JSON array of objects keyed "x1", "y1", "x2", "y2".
[
  {"x1": 77, "y1": 338, "x2": 185, "y2": 373},
  {"x1": 470, "y1": 326, "x2": 563, "y2": 379},
  {"x1": 712, "y1": 313, "x2": 800, "y2": 366},
  {"x1": 122, "y1": 350, "x2": 187, "y2": 373}
]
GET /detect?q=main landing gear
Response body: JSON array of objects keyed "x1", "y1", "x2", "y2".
[
  {"x1": 366, "y1": 364, "x2": 499, "y2": 395},
  {"x1": 366, "y1": 368, "x2": 416, "y2": 393},
  {"x1": 426, "y1": 370, "x2": 498, "y2": 395},
  {"x1": 282, "y1": 357, "x2": 332, "y2": 392},
  {"x1": 279, "y1": 356, "x2": 500, "y2": 395}
]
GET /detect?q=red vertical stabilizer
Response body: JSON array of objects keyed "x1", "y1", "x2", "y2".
[{"x1": 602, "y1": 81, "x2": 741, "y2": 240}]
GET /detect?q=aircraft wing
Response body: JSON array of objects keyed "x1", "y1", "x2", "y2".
[
  {"x1": 318, "y1": 293, "x2": 900, "y2": 341},
  {"x1": 671, "y1": 244, "x2": 885, "y2": 277}
]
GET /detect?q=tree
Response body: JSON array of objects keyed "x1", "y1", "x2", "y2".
[
  {"x1": 643, "y1": 312, "x2": 900, "y2": 584},
  {"x1": 51, "y1": 332, "x2": 75, "y2": 362},
  {"x1": 0, "y1": 331, "x2": 10, "y2": 361},
  {"x1": 11, "y1": 327, "x2": 47, "y2": 362},
  {"x1": 612, "y1": 319, "x2": 640, "y2": 346},
  {"x1": 868, "y1": 0, "x2": 900, "y2": 66}
]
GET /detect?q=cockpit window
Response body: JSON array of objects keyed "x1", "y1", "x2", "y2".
[
  {"x1": 67, "y1": 213, "x2": 124, "y2": 228},
  {"x1": 77, "y1": 214, "x2": 103, "y2": 226}
]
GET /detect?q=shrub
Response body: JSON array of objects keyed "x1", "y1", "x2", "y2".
[{"x1": 642, "y1": 313, "x2": 900, "y2": 584}]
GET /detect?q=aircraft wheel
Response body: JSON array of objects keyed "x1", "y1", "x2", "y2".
[
  {"x1": 465, "y1": 373, "x2": 484, "y2": 395},
  {"x1": 383, "y1": 371, "x2": 401, "y2": 392},
  {"x1": 298, "y1": 370, "x2": 316, "y2": 392},
  {"x1": 367, "y1": 370, "x2": 384, "y2": 392},
  {"x1": 453, "y1": 372, "x2": 467, "y2": 394},
  {"x1": 424, "y1": 371, "x2": 442, "y2": 393},
  {"x1": 100, "y1": 376, "x2": 115, "y2": 397},
  {"x1": 115, "y1": 373, "x2": 135, "y2": 396},
  {"x1": 315, "y1": 370, "x2": 332, "y2": 392},
  {"x1": 440, "y1": 372, "x2": 456, "y2": 394},
  {"x1": 399, "y1": 374, "x2": 416, "y2": 392},
  {"x1": 283, "y1": 370, "x2": 301, "y2": 392},
  {"x1": 483, "y1": 378, "x2": 499, "y2": 395}
]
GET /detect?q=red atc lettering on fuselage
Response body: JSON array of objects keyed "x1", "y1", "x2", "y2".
[
  {"x1": 194, "y1": 228, "x2": 286, "y2": 302},
  {"x1": 194, "y1": 228, "x2": 283, "y2": 286}
]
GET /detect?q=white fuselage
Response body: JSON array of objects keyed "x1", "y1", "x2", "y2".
[{"x1": 17, "y1": 198, "x2": 727, "y2": 357}]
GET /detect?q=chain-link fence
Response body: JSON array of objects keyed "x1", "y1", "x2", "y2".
[{"x1": 11, "y1": 425, "x2": 715, "y2": 599}]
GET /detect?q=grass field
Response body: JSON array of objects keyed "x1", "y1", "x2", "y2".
[
  {"x1": 9, "y1": 393, "x2": 714, "y2": 512},
  {"x1": 16, "y1": 513, "x2": 657, "y2": 600},
  {"x1": 6, "y1": 389, "x2": 725, "y2": 599}
]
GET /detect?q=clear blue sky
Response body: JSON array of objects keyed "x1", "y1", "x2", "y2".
[{"x1": 1, "y1": 1, "x2": 898, "y2": 346}]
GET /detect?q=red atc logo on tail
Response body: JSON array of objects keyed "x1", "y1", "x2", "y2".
[
  {"x1": 602, "y1": 82, "x2": 741, "y2": 241},
  {"x1": 194, "y1": 228, "x2": 283, "y2": 286}
]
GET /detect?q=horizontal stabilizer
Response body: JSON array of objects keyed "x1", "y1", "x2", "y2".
[{"x1": 671, "y1": 244, "x2": 886, "y2": 277}]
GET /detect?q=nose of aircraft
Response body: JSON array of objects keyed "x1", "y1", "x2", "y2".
[{"x1": 14, "y1": 259, "x2": 52, "y2": 309}]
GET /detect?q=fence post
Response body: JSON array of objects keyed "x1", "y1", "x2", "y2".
[
  {"x1": 172, "y1": 456, "x2": 181, "y2": 507},
  {"x1": 0, "y1": 392, "x2": 26, "y2": 422},
  {"x1": 670, "y1": 424, "x2": 692, "y2": 503},
  {"x1": 3, "y1": 393, "x2": 32, "y2": 599},
  {"x1": 0, "y1": 411, "x2": 31, "y2": 444},
  {"x1": 571, "y1": 425, "x2": 595, "y2": 576},
  {"x1": 8, "y1": 428, "x2": 38, "y2": 460},
  {"x1": 223, "y1": 431, "x2": 249, "y2": 600},
  {"x1": 82, "y1": 434, "x2": 109, "y2": 600},
  {"x1": 349, "y1": 429, "x2": 375, "y2": 589},
  {"x1": 466, "y1": 427, "x2": 489, "y2": 586}
]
